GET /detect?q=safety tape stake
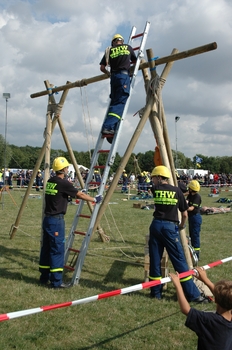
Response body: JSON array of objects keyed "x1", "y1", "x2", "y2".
[{"x1": 0, "y1": 256, "x2": 231, "y2": 322}]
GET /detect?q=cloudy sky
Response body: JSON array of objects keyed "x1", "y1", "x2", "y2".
[{"x1": 0, "y1": 0, "x2": 232, "y2": 165}]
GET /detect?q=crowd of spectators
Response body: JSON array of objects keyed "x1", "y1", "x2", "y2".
[
  {"x1": 179, "y1": 172, "x2": 232, "y2": 186},
  {"x1": 2, "y1": 166, "x2": 232, "y2": 191}
]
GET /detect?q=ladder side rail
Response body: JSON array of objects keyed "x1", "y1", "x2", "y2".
[
  {"x1": 83, "y1": 137, "x2": 105, "y2": 188},
  {"x1": 71, "y1": 201, "x2": 102, "y2": 285},
  {"x1": 128, "y1": 26, "x2": 137, "y2": 46},
  {"x1": 67, "y1": 23, "x2": 151, "y2": 285},
  {"x1": 70, "y1": 23, "x2": 151, "y2": 277},
  {"x1": 130, "y1": 22, "x2": 151, "y2": 89},
  {"x1": 64, "y1": 199, "x2": 86, "y2": 264}
]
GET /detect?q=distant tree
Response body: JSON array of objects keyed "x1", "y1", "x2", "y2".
[
  {"x1": 219, "y1": 157, "x2": 232, "y2": 173},
  {"x1": 139, "y1": 150, "x2": 155, "y2": 172},
  {"x1": 4, "y1": 142, "x2": 232, "y2": 174},
  {"x1": 0, "y1": 134, "x2": 12, "y2": 169}
]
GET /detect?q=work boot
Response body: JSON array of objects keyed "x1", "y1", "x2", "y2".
[
  {"x1": 50, "y1": 282, "x2": 71, "y2": 289},
  {"x1": 191, "y1": 295, "x2": 210, "y2": 303},
  {"x1": 102, "y1": 129, "x2": 115, "y2": 134}
]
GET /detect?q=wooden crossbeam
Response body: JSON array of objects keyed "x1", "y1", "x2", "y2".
[{"x1": 30, "y1": 42, "x2": 217, "y2": 99}]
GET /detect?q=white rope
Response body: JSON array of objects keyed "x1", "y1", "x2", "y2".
[
  {"x1": 83, "y1": 86, "x2": 95, "y2": 153},
  {"x1": 136, "y1": 74, "x2": 163, "y2": 119},
  {"x1": 104, "y1": 203, "x2": 142, "y2": 260},
  {"x1": 79, "y1": 86, "x2": 92, "y2": 161}
]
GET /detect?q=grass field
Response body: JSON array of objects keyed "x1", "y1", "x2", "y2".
[{"x1": 0, "y1": 184, "x2": 232, "y2": 349}]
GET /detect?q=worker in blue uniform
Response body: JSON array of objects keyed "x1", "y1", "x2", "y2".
[
  {"x1": 149, "y1": 165, "x2": 208, "y2": 303},
  {"x1": 187, "y1": 180, "x2": 202, "y2": 259},
  {"x1": 121, "y1": 170, "x2": 128, "y2": 193},
  {"x1": 39, "y1": 157, "x2": 102, "y2": 288},
  {"x1": 100, "y1": 34, "x2": 136, "y2": 135}
]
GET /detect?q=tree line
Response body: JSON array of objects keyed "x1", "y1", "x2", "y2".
[{"x1": 1, "y1": 134, "x2": 232, "y2": 174}]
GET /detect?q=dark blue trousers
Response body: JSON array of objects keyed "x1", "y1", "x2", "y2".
[
  {"x1": 188, "y1": 213, "x2": 202, "y2": 256},
  {"x1": 39, "y1": 216, "x2": 65, "y2": 287},
  {"x1": 149, "y1": 219, "x2": 200, "y2": 301},
  {"x1": 102, "y1": 73, "x2": 130, "y2": 131}
]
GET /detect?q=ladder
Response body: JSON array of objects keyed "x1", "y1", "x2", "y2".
[{"x1": 64, "y1": 21, "x2": 150, "y2": 285}]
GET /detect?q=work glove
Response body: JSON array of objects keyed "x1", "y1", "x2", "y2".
[{"x1": 94, "y1": 195, "x2": 103, "y2": 203}]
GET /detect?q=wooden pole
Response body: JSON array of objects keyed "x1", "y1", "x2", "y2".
[
  {"x1": 30, "y1": 42, "x2": 217, "y2": 99},
  {"x1": 39, "y1": 80, "x2": 54, "y2": 246},
  {"x1": 9, "y1": 85, "x2": 70, "y2": 239},
  {"x1": 140, "y1": 42, "x2": 217, "y2": 70},
  {"x1": 144, "y1": 49, "x2": 193, "y2": 269},
  {"x1": 93, "y1": 92, "x2": 154, "y2": 232},
  {"x1": 159, "y1": 49, "x2": 179, "y2": 184},
  {"x1": 146, "y1": 49, "x2": 170, "y2": 169}
]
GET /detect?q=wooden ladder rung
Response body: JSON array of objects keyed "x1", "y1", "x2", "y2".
[
  {"x1": 79, "y1": 214, "x2": 91, "y2": 218},
  {"x1": 74, "y1": 230, "x2": 86, "y2": 236},
  {"x1": 69, "y1": 248, "x2": 80, "y2": 253}
]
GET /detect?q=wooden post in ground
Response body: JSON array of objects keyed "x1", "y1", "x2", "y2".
[
  {"x1": 143, "y1": 48, "x2": 193, "y2": 270},
  {"x1": 39, "y1": 80, "x2": 55, "y2": 246},
  {"x1": 9, "y1": 85, "x2": 70, "y2": 239}
]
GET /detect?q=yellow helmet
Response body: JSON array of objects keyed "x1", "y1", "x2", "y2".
[
  {"x1": 112, "y1": 34, "x2": 124, "y2": 42},
  {"x1": 151, "y1": 165, "x2": 171, "y2": 179},
  {"x1": 188, "y1": 180, "x2": 200, "y2": 192},
  {"x1": 52, "y1": 157, "x2": 70, "y2": 172}
]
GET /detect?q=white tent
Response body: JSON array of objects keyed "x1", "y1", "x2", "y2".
[{"x1": 69, "y1": 164, "x2": 89, "y2": 174}]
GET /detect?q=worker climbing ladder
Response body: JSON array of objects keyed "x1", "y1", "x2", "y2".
[{"x1": 64, "y1": 21, "x2": 150, "y2": 286}]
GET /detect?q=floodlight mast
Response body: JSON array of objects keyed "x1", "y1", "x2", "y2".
[
  {"x1": 175, "y1": 116, "x2": 180, "y2": 168},
  {"x1": 1, "y1": 93, "x2": 11, "y2": 209}
]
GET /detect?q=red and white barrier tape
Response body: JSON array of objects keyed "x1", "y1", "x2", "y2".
[{"x1": 0, "y1": 256, "x2": 231, "y2": 322}]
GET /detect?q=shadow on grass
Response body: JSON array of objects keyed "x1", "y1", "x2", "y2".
[
  {"x1": 0, "y1": 244, "x2": 39, "y2": 284},
  {"x1": 78, "y1": 310, "x2": 180, "y2": 350},
  {"x1": 76, "y1": 260, "x2": 145, "y2": 292}
]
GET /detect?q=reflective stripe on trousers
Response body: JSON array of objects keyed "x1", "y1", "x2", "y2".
[
  {"x1": 149, "y1": 219, "x2": 200, "y2": 301},
  {"x1": 39, "y1": 216, "x2": 65, "y2": 287}
]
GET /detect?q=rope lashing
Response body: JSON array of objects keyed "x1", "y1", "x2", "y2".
[{"x1": 148, "y1": 56, "x2": 159, "y2": 71}]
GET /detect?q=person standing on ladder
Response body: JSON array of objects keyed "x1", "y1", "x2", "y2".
[
  {"x1": 100, "y1": 34, "x2": 137, "y2": 135},
  {"x1": 149, "y1": 165, "x2": 208, "y2": 303},
  {"x1": 39, "y1": 157, "x2": 102, "y2": 289}
]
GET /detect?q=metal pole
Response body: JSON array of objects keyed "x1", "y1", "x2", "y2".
[
  {"x1": 1, "y1": 93, "x2": 10, "y2": 209},
  {"x1": 175, "y1": 116, "x2": 180, "y2": 168},
  {"x1": 4, "y1": 98, "x2": 8, "y2": 186}
]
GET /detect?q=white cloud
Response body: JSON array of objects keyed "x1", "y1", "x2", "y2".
[{"x1": 0, "y1": 0, "x2": 232, "y2": 164}]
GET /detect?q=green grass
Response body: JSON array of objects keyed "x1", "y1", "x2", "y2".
[{"x1": 0, "y1": 185, "x2": 232, "y2": 349}]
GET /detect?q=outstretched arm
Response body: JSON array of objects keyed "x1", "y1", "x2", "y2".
[
  {"x1": 76, "y1": 191, "x2": 102, "y2": 204},
  {"x1": 169, "y1": 272, "x2": 191, "y2": 315},
  {"x1": 194, "y1": 267, "x2": 215, "y2": 295}
]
